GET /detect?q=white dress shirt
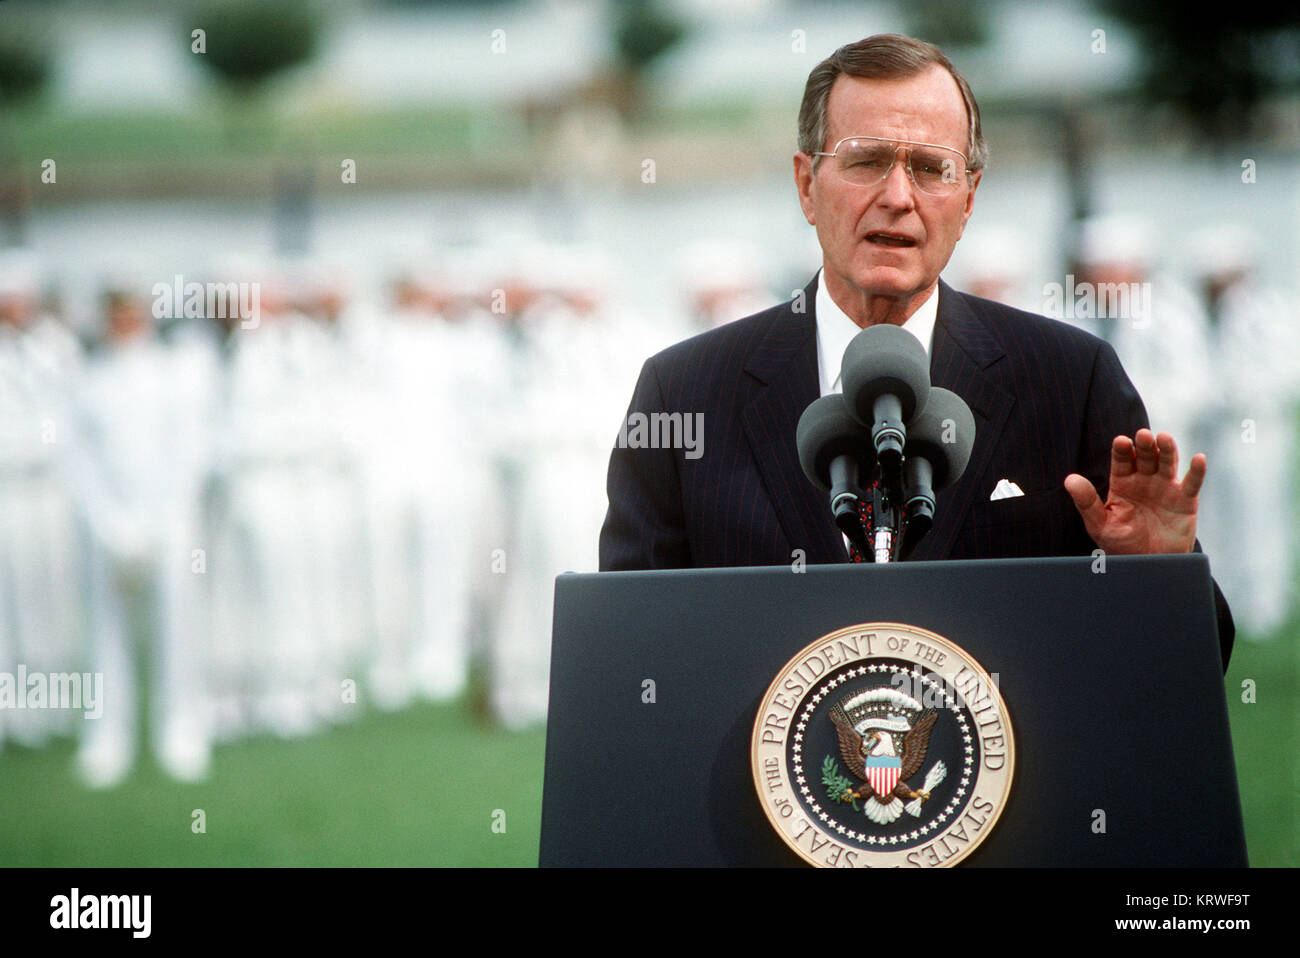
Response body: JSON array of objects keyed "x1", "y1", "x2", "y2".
[{"x1": 815, "y1": 270, "x2": 937, "y2": 397}]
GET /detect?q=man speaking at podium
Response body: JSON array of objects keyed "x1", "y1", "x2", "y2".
[{"x1": 598, "y1": 34, "x2": 1233, "y2": 667}]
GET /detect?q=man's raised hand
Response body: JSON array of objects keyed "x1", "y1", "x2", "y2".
[{"x1": 1064, "y1": 429, "x2": 1204, "y2": 555}]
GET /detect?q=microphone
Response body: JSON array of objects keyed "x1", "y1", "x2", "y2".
[
  {"x1": 840, "y1": 324, "x2": 931, "y2": 477},
  {"x1": 901, "y1": 387, "x2": 976, "y2": 553},
  {"x1": 840, "y1": 324, "x2": 930, "y2": 561},
  {"x1": 796, "y1": 394, "x2": 876, "y2": 552}
]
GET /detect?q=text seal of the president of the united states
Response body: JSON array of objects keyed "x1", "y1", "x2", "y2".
[{"x1": 751, "y1": 622, "x2": 1014, "y2": 867}]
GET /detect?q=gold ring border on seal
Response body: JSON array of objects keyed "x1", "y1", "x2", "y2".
[{"x1": 750, "y1": 621, "x2": 1015, "y2": 868}]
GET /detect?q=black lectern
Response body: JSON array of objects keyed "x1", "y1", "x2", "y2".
[{"x1": 539, "y1": 555, "x2": 1246, "y2": 867}]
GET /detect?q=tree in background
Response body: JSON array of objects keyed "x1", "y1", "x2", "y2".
[
  {"x1": 608, "y1": 0, "x2": 688, "y2": 119},
  {"x1": 1099, "y1": 1, "x2": 1300, "y2": 140},
  {"x1": 188, "y1": 0, "x2": 324, "y2": 253},
  {"x1": 189, "y1": 0, "x2": 322, "y2": 148},
  {"x1": 903, "y1": 0, "x2": 990, "y2": 51},
  {"x1": 191, "y1": 0, "x2": 320, "y2": 96},
  {"x1": 0, "y1": 29, "x2": 51, "y2": 106},
  {"x1": 0, "y1": 15, "x2": 52, "y2": 246}
]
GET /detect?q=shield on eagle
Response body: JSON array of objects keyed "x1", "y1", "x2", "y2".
[{"x1": 865, "y1": 754, "x2": 902, "y2": 797}]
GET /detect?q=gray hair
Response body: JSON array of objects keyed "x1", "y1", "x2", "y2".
[{"x1": 798, "y1": 34, "x2": 988, "y2": 172}]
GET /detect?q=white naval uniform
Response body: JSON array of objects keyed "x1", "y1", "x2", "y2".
[
  {"x1": 491, "y1": 300, "x2": 626, "y2": 728},
  {"x1": 349, "y1": 302, "x2": 474, "y2": 710},
  {"x1": 1187, "y1": 280, "x2": 1300, "y2": 637},
  {"x1": 210, "y1": 311, "x2": 361, "y2": 739},
  {"x1": 0, "y1": 318, "x2": 83, "y2": 749},
  {"x1": 67, "y1": 331, "x2": 216, "y2": 786}
]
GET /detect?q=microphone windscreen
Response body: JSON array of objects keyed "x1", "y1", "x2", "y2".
[
  {"x1": 903, "y1": 387, "x2": 976, "y2": 491},
  {"x1": 840, "y1": 324, "x2": 931, "y2": 428},
  {"x1": 796, "y1": 394, "x2": 875, "y2": 491}
]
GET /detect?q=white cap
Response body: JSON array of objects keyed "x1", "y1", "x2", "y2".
[
  {"x1": 676, "y1": 238, "x2": 766, "y2": 294},
  {"x1": 1076, "y1": 214, "x2": 1153, "y2": 268},
  {"x1": 0, "y1": 248, "x2": 43, "y2": 298},
  {"x1": 1185, "y1": 223, "x2": 1258, "y2": 279}
]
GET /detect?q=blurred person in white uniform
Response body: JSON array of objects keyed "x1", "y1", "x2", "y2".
[
  {"x1": 1071, "y1": 215, "x2": 1214, "y2": 450},
  {"x1": 438, "y1": 248, "x2": 519, "y2": 699},
  {"x1": 952, "y1": 225, "x2": 1040, "y2": 313},
  {"x1": 353, "y1": 264, "x2": 481, "y2": 709},
  {"x1": 491, "y1": 246, "x2": 625, "y2": 727},
  {"x1": 0, "y1": 250, "x2": 82, "y2": 749},
  {"x1": 68, "y1": 280, "x2": 216, "y2": 786},
  {"x1": 348, "y1": 268, "x2": 430, "y2": 710},
  {"x1": 209, "y1": 263, "x2": 350, "y2": 739},
  {"x1": 677, "y1": 239, "x2": 773, "y2": 331},
  {"x1": 286, "y1": 259, "x2": 369, "y2": 723},
  {"x1": 1184, "y1": 226, "x2": 1300, "y2": 636}
]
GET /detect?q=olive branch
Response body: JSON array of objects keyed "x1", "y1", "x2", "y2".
[{"x1": 821, "y1": 754, "x2": 858, "y2": 811}]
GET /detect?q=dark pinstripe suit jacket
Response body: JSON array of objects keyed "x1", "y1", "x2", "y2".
[{"x1": 599, "y1": 277, "x2": 1234, "y2": 663}]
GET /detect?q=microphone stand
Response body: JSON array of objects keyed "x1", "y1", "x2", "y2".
[
  {"x1": 869, "y1": 459, "x2": 906, "y2": 563},
  {"x1": 871, "y1": 483, "x2": 905, "y2": 563}
]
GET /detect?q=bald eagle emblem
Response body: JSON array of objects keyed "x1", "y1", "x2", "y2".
[{"x1": 827, "y1": 687, "x2": 948, "y2": 825}]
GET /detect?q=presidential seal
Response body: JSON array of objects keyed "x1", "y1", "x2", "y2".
[{"x1": 751, "y1": 623, "x2": 1013, "y2": 868}]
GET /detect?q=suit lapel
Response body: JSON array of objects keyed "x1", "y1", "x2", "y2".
[
  {"x1": 742, "y1": 278, "x2": 1014, "y2": 565},
  {"x1": 740, "y1": 280, "x2": 848, "y2": 564},
  {"x1": 909, "y1": 281, "x2": 1014, "y2": 560}
]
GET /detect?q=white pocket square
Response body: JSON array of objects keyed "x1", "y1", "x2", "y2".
[{"x1": 990, "y1": 479, "x2": 1025, "y2": 501}]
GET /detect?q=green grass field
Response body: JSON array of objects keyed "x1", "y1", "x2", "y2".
[
  {"x1": 0, "y1": 701, "x2": 546, "y2": 867},
  {"x1": 1224, "y1": 627, "x2": 1298, "y2": 867},
  {"x1": 0, "y1": 617, "x2": 1293, "y2": 867}
]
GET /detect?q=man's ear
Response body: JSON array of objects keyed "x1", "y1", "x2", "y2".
[
  {"x1": 958, "y1": 169, "x2": 981, "y2": 236},
  {"x1": 794, "y1": 152, "x2": 816, "y2": 226}
]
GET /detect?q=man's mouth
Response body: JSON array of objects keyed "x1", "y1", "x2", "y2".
[{"x1": 865, "y1": 232, "x2": 917, "y2": 248}]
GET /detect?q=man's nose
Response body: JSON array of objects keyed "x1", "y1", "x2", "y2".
[{"x1": 875, "y1": 153, "x2": 917, "y2": 209}]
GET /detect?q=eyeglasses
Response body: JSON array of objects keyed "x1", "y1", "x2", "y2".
[{"x1": 812, "y1": 136, "x2": 974, "y2": 196}]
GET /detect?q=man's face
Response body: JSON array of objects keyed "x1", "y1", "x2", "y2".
[{"x1": 795, "y1": 66, "x2": 981, "y2": 318}]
